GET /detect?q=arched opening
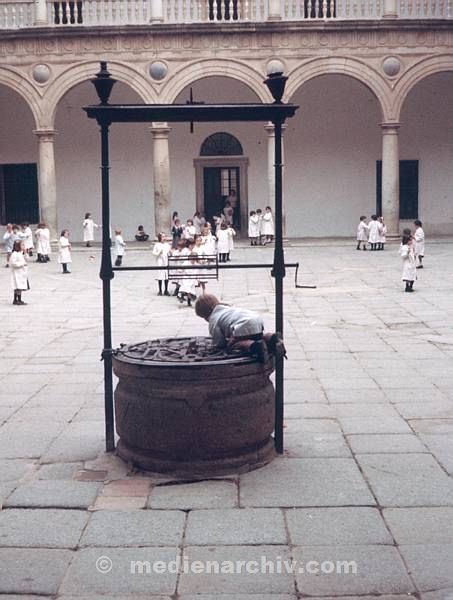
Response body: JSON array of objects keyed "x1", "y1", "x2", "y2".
[
  {"x1": 0, "y1": 84, "x2": 39, "y2": 226},
  {"x1": 171, "y1": 76, "x2": 264, "y2": 234},
  {"x1": 55, "y1": 80, "x2": 153, "y2": 241},
  {"x1": 399, "y1": 72, "x2": 453, "y2": 235},
  {"x1": 285, "y1": 74, "x2": 382, "y2": 237}
]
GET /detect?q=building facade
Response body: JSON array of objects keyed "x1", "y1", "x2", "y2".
[{"x1": 1, "y1": 0, "x2": 453, "y2": 240}]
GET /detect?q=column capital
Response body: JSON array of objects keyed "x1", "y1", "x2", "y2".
[
  {"x1": 264, "y1": 122, "x2": 287, "y2": 135},
  {"x1": 33, "y1": 129, "x2": 57, "y2": 142},
  {"x1": 380, "y1": 122, "x2": 400, "y2": 133},
  {"x1": 149, "y1": 123, "x2": 171, "y2": 138}
]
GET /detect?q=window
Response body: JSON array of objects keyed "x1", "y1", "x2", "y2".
[
  {"x1": 0, "y1": 164, "x2": 40, "y2": 225},
  {"x1": 376, "y1": 160, "x2": 419, "y2": 220},
  {"x1": 200, "y1": 133, "x2": 243, "y2": 157}
]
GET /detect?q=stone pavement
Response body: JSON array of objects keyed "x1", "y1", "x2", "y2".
[{"x1": 0, "y1": 238, "x2": 453, "y2": 599}]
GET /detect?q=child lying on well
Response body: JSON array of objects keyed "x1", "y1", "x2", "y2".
[{"x1": 194, "y1": 293, "x2": 286, "y2": 363}]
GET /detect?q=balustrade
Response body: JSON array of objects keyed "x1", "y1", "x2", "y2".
[{"x1": 0, "y1": 0, "x2": 451, "y2": 29}]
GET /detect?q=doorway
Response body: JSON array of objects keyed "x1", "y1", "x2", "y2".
[
  {"x1": 376, "y1": 160, "x2": 419, "y2": 219},
  {"x1": 0, "y1": 163, "x2": 39, "y2": 225},
  {"x1": 195, "y1": 132, "x2": 248, "y2": 233},
  {"x1": 203, "y1": 166, "x2": 240, "y2": 228}
]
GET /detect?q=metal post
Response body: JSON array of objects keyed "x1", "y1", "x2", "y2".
[
  {"x1": 273, "y1": 119, "x2": 285, "y2": 454},
  {"x1": 99, "y1": 119, "x2": 115, "y2": 453}
]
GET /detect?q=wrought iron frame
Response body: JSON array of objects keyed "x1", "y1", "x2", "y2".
[{"x1": 84, "y1": 62, "x2": 299, "y2": 456}]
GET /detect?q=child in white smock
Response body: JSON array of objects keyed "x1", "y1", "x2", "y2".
[{"x1": 58, "y1": 229, "x2": 72, "y2": 274}]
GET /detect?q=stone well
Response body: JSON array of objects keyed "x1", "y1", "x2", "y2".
[{"x1": 112, "y1": 336, "x2": 276, "y2": 477}]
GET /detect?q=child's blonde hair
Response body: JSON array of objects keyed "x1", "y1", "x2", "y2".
[
  {"x1": 115, "y1": 229, "x2": 122, "y2": 235},
  {"x1": 194, "y1": 293, "x2": 220, "y2": 319}
]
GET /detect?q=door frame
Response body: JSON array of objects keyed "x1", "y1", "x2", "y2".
[{"x1": 194, "y1": 156, "x2": 249, "y2": 233}]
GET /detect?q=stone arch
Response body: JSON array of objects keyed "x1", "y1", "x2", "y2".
[
  {"x1": 0, "y1": 66, "x2": 42, "y2": 128},
  {"x1": 43, "y1": 60, "x2": 157, "y2": 128},
  {"x1": 160, "y1": 59, "x2": 270, "y2": 104},
  {"x1": 286, "y1": 57, "x2": 391, "y2": 121},
  {"x1": 393, "y1": 55, "x2": 453, "y2": 121}
]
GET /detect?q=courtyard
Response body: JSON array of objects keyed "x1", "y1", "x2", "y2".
[{"x1": 0, "y1": 237, "x2": 453, "y2": 598}]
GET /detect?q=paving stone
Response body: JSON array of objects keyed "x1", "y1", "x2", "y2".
[
  {"x1": 240, "y1": 458, "x2": 375, "y2": 507},
  {"x1": 293, "y1": 545, "x2": 414, "y2": 596},
  {"x1": 101, "y1": 478, "x2": 151, "y2": 497},
  {"x1": 286, "y1": 507, "x2": 393, "y2": 545},
  {"x1": 394, "y1": 401, "x2": 453, "y2": 419},
  {"x1": 92, "y1": 496, "x2": 148, "y2": 510},
  {"x1": 283, "y1": 419, "x2": 341, "y2": 434},
  {"x1": 149, "y1": 480, "x2": 238, "y2": 510},
  {"x1": 0, "y1": 509, "x2": 88, "y2": 548},
  {"x1": 5, "y1": 480, "x2": 101, "y2": 508},
  {"x1": 338, "y1": 416, "x2": 411, "y2": 435},
  {"x1": 285, "y1": 433, "x2": 351, "y2": 458},
  {"x1": 421, "y1": 589, "x2": 453, "y2": 600},
  {"x1": 177, "y1": 546, "x2": 294, "y2": 595},
  {"x1": 36, "y1": 462, "x2": 83, "y2": 479},
  {"x1": 0, "y1": 548, "x2": 73, "y2": 594},
  {"x1": 284, "y1": 404, "x2": 334, "y2": 419},
  {"x1": 58, "y1": 596, "x2": 172, "y2": 600},
  {"x1": 409, "y1": 419, "x2": 453, "y2": 434},
  {"x1": 347, "y1": 434, "x2": 426, "y2": 454},
  {"x1": 356, "y1": 454, "x2": 453, "y2": 507},
  {"x1": 179, "y1": 595, "x2": 297, "y2": 600},
  {"x1": 40, "y1": 421, "x2": 104, "y2": 462},
  {"x1": 333, "y1": 404, "x2": 399, "y2": 418},
  {"x1": 81, "y1": 510, "x2": 185, "y2": 547},
  {"x1": 325, "y1": 389, "x2": 388, "y2": 403},
  {"x1": 0, "y1": 459, "x2": 35, "y2": 482},
  {"x1": 0, "y1": 422, "x2": 64, "y2": 459},
  {"x1": 60, "y1": 547, "x2": 178, "y2": 595},
  {"x1": 185, "y1": 509, "x2": 287, "y2": 545},
  {"x1": 399, "y1": 544, "x2": 453, "y2": 591},
  {"x1": 420, "y1": 434, "x2": 453, "y2": 475},
  {"x1": 7, "y1": 406, "x2": 79, "y2": 423},
  {"x1": 384, "y1": 508, "x2": 453, "y2": 544}
]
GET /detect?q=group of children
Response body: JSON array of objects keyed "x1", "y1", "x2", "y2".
[
  {"x1": 356, "y1": 215, "x2": 388, "y2": 251},
  {"x1": 152, "y1": 226, "x2": 219, "y2": 306},
  {"x1": 248, "y1": 207, "x2": 275, "y2": 246}
]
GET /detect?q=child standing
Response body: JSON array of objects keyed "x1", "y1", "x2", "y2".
[
  {"x1": 35, "y1": 223, "x2": 51, "y2": 262},
  {"x1": 83, "y1": 213, "x2": 99, "y2": 247},
  {"x1": 367, "y1": 214, "x2": 382, "y2": 251},
  {"x1": 248, "y1": 211, "x2": 260, "y2": 246},
  {"x1": 400, "y1": 228, "x2": 416, "y2": 293},
  {"x1": 152, "y1": 233, "x2": 171, "y2": 296},
  {"x1": 356, "y1": 216, "x2": 369, "y2": 250},
  {"x1": 58, "y1": 229, "x2": 72, "y2": 273},
  {"x1": 178, "y1": 253, "x2": 198, "y2": 306},
  {"x1": 226, "y1": 224, "x2": 236, "y2": 262},
  {"x1": 10, "y1": 240, "x2": 29, "y2": 305},
  {"x1": 378, "y1": 217, "x2": 387, "y2": 251},
  {"x1": 261, "y1": 206, "x2": 275, "y2": 245},
  {"x1": 114, "y1": 229, "x2": 126, "y2": 266},
  {"x1": 20, "y1": 223, "x2": 34, "y2": 256},
  {"x1": 194, "y1": 294, "x2": 286, "y2": 363},
  {"x1": 414, "y1": 220, "x2": 425, "y2": 268},
  {"x1": 216, "y1": 223, "x2": 230, "y2": 263},
  {"x1": 3, "y1": 223, "x2": 18, "y2": 267}
]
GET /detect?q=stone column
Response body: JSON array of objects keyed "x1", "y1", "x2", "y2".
[
  {"x1": 268, "y1": 0, "x2": 282, "y2": 19},
  {"x1": 34, "y1": 0, "x2": 48, "y2": 24},
  {"x1": 150, "y1": 0, "x2": 164, "y2": 22},
  {"x1": 383, "y1": 0, "x2": 398, "y2": 17},
  {"x1": 34, "y1": 129, "x2": 58, "y2": 241},
  {"x1": 150, "y1": 123, "x2": 172, "y2": 237},
  {"x1": 265, "y1": 122, "x2": 287, "y2": 235},
  {"x1": 381, "y1": 122, "x2": 400, "y2": 237}
]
